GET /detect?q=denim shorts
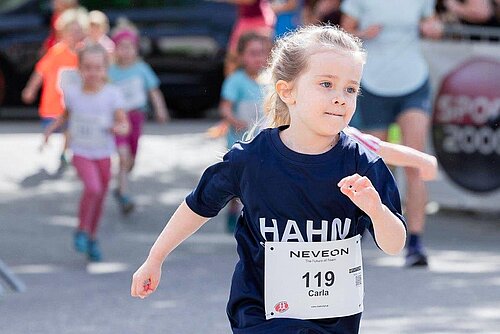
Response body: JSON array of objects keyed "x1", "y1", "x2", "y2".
[
  {"x1": 40, "y1": 117, "x2": 67, "y2": 133},
  {"x1": 355, "y1": 79, "x2": 432, "y2": 131}
]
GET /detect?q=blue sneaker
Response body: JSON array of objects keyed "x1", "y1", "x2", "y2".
[
  {"x1": 74, "y1": 231, "x2": 89, "y2": 253},
  {"x1": 114, "y1": 189, "x2": 135, "y2": 215},
  {"x1": 87, "y1": 240, "x2": 102, "y2": 262},
  {"x1": 405, "y1": 248, "x2": 428, "y2": 267}
]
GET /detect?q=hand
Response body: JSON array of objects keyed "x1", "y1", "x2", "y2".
[
  {"x1": 131, "y1": 258, "x2": 162, "y2": 299},
  {"x1": 112, "y1": 123, "x2": 129, "y2": 136},
  {"x1": 338, "y1": 173, "x2": 383, "y2": 217},
  {"x1": 360, "y1": 24, "x2": 383, "y2": 39},
  {"x1": 156, "y1": 109, "x2": 169, "y2": 124},
  {"x1": 233, "y1": 119, "x2": 248, "y2": 132},
  {"x1": 419, "y1": 155, "x2": 438, "y2": 181},
  {"x1": 420, "y1": 17, "x2": 443, "y2": 39},
  {"x1": 22, "y1": 87, "x2": 36, "y2": 104}
]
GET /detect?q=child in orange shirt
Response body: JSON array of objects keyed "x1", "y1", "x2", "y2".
[
  {"x1": 42, "y1": 0, "x2": 80, "y2": 54},
  {"x1": 22, "y1": 8, "x2": 89, "y2": 165}
]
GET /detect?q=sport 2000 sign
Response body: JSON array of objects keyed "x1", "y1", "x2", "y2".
[{"x1": 432, "y1": 58, "x2": 500, "y2": 193}]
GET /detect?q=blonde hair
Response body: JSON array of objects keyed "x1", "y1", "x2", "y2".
[
  {"x1": 89, "y1": 10, "x2": 110, "y2": 33},
  {"x1": 78, "y1": 43, "x2": 109, "y2": 68},
  {"x1": 264, "y1": 25, "x2": 366, "y2": 128},
  {"x1": 55, "y1": 7, "x2": 89, "y2": 32}
]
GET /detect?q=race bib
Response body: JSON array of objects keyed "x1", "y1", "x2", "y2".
[
  {"x1": 264, "y1": 235, "x2": 364, "y2": 320},
  {"x1": 70, "y1": 113, "x2": 109, "y2": 149},
  {"x1": 114, "y1": 77, "x2": 147, "y2": 111}
]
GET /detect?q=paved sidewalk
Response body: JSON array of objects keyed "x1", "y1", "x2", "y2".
[{"x1": 0, "y1": 120, "x2": 499, "y2": 334}]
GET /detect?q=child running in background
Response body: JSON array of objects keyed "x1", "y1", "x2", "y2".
[
  {"x1": 270, "y1": 0, "x2": 304, "y2": 39},
  {"x1": 131, "y1": 25, "x2": 406, "y2": 333},
  {"x1": 22, "y1": 8, "x2": 89, "y2": 166},
  {"x1": 86, "y1": 10, "x2": 115, "y2": 60},
  {"x1": 41, "y1": 0, "x2": 80, "y2": 54},
  {"x1": 109, "y1": 18, "x2": 169, "y2": 215},
  {"x1": 44, "y1": 44, "x2": 129, "y2": 262},
  {"x1": 219, "y1": 31, "x2": 270, "y2": 232}
]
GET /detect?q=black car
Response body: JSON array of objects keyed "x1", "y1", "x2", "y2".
[{"x1": 0, "y1": 0, "x2": 236, "y2": 117}]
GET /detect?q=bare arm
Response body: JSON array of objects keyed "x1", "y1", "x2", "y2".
[
  {"x1": 149, "y1": 88, "x2": 169, "y2": 123},
  {"x1": 22, "y1": 72, "x2": 43, "y2": 104},
  {"x1": 220, "y1": 99, "x2": 247, "y2": 131},
  {"x1": 445, "y1": 0, "x2": 493, "y2": 23},
  {"x1": 340, "y1": 14, "x2": 382, "y2": 40},
  {"x1": 131, "y1": 201, "x2": 210, "y2": 298},
  {"x1": 339, "y1": 174, "x2": 406, "y2": 255},
  {"x1": 378, "y1": 141, "x2": 438, "y2": 181}
]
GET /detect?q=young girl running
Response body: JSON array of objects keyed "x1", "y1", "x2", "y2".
[
  {"x1": 44, "y1": 44, "x2": 129, "y2": 262},
  {"x1": 22, "y1": 8, "x2": 89, "y2": 166},
  {"x1": 219, "y1": 31, "x2": 270, "y2": 232},
  {"x1": 131, "y1": 25, "x2": 406, "y2": 333},
  {"x1": 108, "y1": 19, "x2": 169, "y2": 214}
]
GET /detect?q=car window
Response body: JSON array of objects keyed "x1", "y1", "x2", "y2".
[{"x1": 0, "y1": 0, "x2": 33, "y2": 13}]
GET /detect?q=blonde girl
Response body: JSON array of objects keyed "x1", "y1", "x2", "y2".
[{"x1": 131, "y1": 26, "x2": 406, "y2": 333}]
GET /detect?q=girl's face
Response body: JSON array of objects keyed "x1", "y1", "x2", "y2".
[
  {"x1": 288, "y1": 49, "x2": 363, "y2": 138},
  {"x1": 240, "y1": 39, "x2": 268, "y2": 76},
  {"x1": 115, "y1": 39, "x2": 138, "y2": 65},
  {"x1": 80, "y1": 52, "x2": 107, "y2": 90},
  {"x1": 89, "y1": 23, "x2": 105, "y2": 41}
]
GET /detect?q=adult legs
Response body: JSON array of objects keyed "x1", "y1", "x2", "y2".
[{"x1": 398, "y1": 109, "x2": 430, "y2": 265}]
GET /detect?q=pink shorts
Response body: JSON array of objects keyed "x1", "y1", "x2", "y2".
[{"x1": 115, "y1": 110, "x2": 145, "y2": 158}]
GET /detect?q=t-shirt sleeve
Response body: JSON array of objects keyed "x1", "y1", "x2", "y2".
[
  {"x1": 221, "y1": 74, "x2": 240, "y2": 103},
  {"x1": 185, "y1": 149, "x2": 241, "y2": 218},
  {"x1": 34, "y1": 50, "x2": 53, "y2": 76},
  {"x1": 62, "y1": 86, "x2": 74, "y2": 111},
  {"x1": 360, "y1": 159, "x2": 406, "y2": 244},
  {"x1": 140, "y1": 61, "x2": 160, "y2": 90},
  {"x1": 340, "y1": 0, "x2": 362, "y2": 19}
]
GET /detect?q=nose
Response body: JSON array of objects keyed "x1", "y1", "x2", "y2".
[{"x1": 332, "y1": 95, "x2": 346, "y2": 106}]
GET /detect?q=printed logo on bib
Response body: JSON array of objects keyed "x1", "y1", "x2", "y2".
[{"x1": 274, "y1": 301, "x2": 289, "y2": 314}]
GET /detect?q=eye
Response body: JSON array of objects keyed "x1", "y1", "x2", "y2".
[
  {"x1": 320, "y1": 82, "x2": 332, "y2": 88},
  {"x1": 346, "y1": 87, "x2": 358, "y2": 94}
]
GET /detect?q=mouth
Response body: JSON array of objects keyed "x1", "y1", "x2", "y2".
[{"x1": 325, "y1": 112, "x2": 343, "y2": 117}]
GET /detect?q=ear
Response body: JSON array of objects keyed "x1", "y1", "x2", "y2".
[{"x1": 275, "y1": 80, "x2": 295, "y2": 105}]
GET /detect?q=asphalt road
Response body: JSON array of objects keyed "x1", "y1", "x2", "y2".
[{"x1": 0, "y1": 120, "x2": 499, "y2": 334}]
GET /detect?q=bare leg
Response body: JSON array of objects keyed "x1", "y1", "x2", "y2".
[{"x1": 397, "y1": 110, "x2": 429, "y2": 235}]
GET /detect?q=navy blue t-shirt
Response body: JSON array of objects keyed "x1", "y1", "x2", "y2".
[{"x1": 186, "y1": 126, "x2": 405, "y2": 334}]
